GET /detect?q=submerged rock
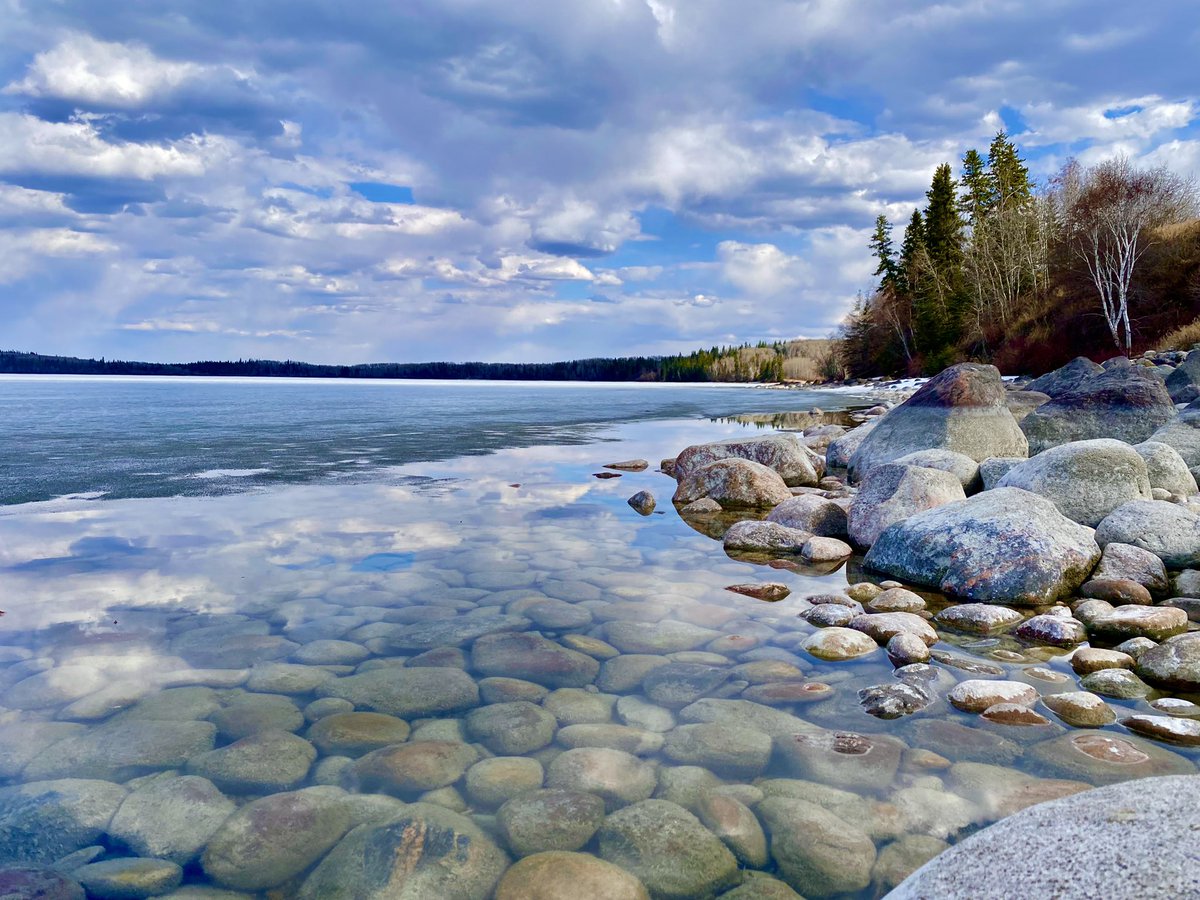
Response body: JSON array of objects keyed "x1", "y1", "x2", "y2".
[
  {"x1": 758, "y1": 797, "x2": 877, "y2": 898},
  {"x1": 863, "y1": 488, "x2": 1100, "y2": 605},
  {"x1": 494, "y1": 852, "x2": 649, "y2": 900},
  {"x1": 496, "y1": 789, "x2": 606, "y2": 857},
  {"x1": 108, "y1": 775, "x2": 235, "y2": 865},
  {"x1": 0, "y1": 779, "x2": 127, "y2": 865},
  {"x1": 316, "y1": 666, "x2": 480, "y2": 716},
  {"x1": 673, "y1": 458, "x2": 793, "y2": 509}
]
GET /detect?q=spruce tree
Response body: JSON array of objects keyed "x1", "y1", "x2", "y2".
[
  {"x1": 959, "y1": 148, "x2": 992, "y2": 228},
  {"x1": 987, "y1": 131, "x2": 1033, "y2": 210},
  {"x1": 915, "y1": 164, "x2": 968, "y2": 365},
  {"x1": 898, "y1": 209, "x2": 925, "y2": 297},
  {"x1": 869, "y1": 215, "x2": 900, "y2": 292}
]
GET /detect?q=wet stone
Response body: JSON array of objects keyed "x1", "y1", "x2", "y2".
[
  {"x1": 1121, "y1": 714, "x2": 1200, "y2": 746},
  {"x1": 615, "y1": 695, "x2": 675, "y2": 732},
  {"x1": 293, "y1": 639, "x2": 370, "y2": 666},
  {"x1": 405, "y1": 646, "x2": 467, "y2": 668},
  {"x1": 187, "y1": 729, "x2": 315, "y2": 793},
  {"x1": 6, "y1": 666, "x2": 109, "y2": 710},
  {"x1": 1027, "y1": 732, "x2": 1196, "y2": 784},
  {"x1": 25, "y1": 721, "x2": 218, "y2": 782},
  {"x1": 868, "y1": 588, "x2": 927, "y2": 613},
  {"x1": 542, "y1": 688, "x2": 615, "y2": 725},
  {"x1": 0, "y1": 722, "x2": 85, "y2": 779},
  {"x1": 775, "y1": 731, "x2": 905, "y2": 793},
  {"x1": 0, "y1": 866, "x2": 84, "y2": 900},
  {"x1": 496, "y1": 789, "x2": 606, "y2": 857},
  {"x1": 1089, "y1": 605, "x2": 1189, "y2": 642},
  {"x1": 801, "y1": 603, "x2": 857, "y2": 628},
  {"x1": 641, "y1": 663, "x2": 730, "y2": 708},
  {"x1": 859, "y1": 682, "x2": 933, "y2": 719},
  {"x1": 906, "y1": 720, "x2": 1022, "y2": 766},
  {"x1": 1080, "y1": 577, "x2": 1153, "y2": 605},
  {"x1": 559, "y1": 635, "x2": 620, "y2": 660},
  {"x1": 545, "y1": 748, "x2": 656, "y2": 811},
  {"x1": 465, "y1": 757, "x2": 545, "y2": 808},
  {"x1": 1071, "y1": 647, "x2": 1134, "y2": 675},
  {"x1": 850, "y1": 612, "x2": 939, "y2": 646},
  {"x1": 557, "y1": 724, "x2": 664, "y2": 755},
  {"x1": 1041, "y1": 691, "x2": 1116, "y2": 728},
  {"x1": 472, "y1": 632, "x2": 600, "y2": 688},
  {"x1": 307, "y1": 712, "x2": 411, "y2": 756},
  {"x1": 872, "y1": 835, "x2": 950, "y2": 895},
  {"x1": 597, "y1": 800, "x2": 739, "y2": 899},
  {"x1": 494, "y1": 851, "x2": 649, "y2": 900},
  {"x1": 0, "y1": 779, "x2": 128, "y2": 866},
  {"x1": 948, "y1": 680, "x2": 1038, "y2": 713},
  {"x1": 478, "y1": 677, "x2": 549, "y2": 704},
  {"x1": 108, "y1": 775, "x2": 235, "y2": 865},
  {"x1": 1080, "y1": 668, "x2": 1153, "y2": 699},
  {"x1": 695, "y1": 793, "x2": 768, "y2": 868},
  {"x1": 887, "y1": 632, "x2": 931, "y2": 666},
  {"x1": 210, "y1": 693, "x2": 304, "y2": 739},
  {"x1": 743, "y1": 681, "x2": 834, "y2": 705},
  {"x1": 1014, "y1": 614, "x2": 1087, "y2": 647},
  {"x1": 387, "y1": 613, "x2": 530, "y2": 650},
  {"x1": 304, "y1": 697, "x2": 353, "y2": 721},
  {"x1": 315, "y1": 666, "x2": 480, "y2": 717},
  {"x1": 604, "y1": 621, "x2": 721, "y2": 655},
  {"x1": 351, "y1": 740, "x2": 477, "y2": 794},
  {"x1": 803, "y1": 626, "x2": 878, "y2": 661},
  {"x1": 1136, "y1": 633, "x2": 1200, "y2": 691},
  {"x1": 758, "y1": 797, "x2": 876, "y2": 898},
  {"x1": 245, "y1": 663, "x2": 333, "y2": 695},
  {"x1": 464, "y1": 701, "x2": 557, "y2": 755},
  {"x1": 661, "y1": 722, "x2": 772, "y2": 779},
  {"x1": 982, "y1": 703, "x2": 1052, "y2": 726}
]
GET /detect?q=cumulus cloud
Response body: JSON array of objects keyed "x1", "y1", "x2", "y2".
[{"x1": 0, "y1": 0, "x2": 1194, "y2": 363}]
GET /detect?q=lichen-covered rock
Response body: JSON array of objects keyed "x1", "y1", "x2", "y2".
[
  {"x1": 1092, "y1": 542, "x2": 1170, "y2": 595},
  {"x1": 673, "y1": 433, "x2": 822, "y2": 486},
  {"x1": 848, "y1": 463, "x2": 966, "y2": 548},
  {"x1": 894, "y1": 448, "x2": 982, "y2": 492},
  {"x1": 1136, "y1": 633, "x2": 1200, "y2": 692},
  {"x1": 1021, "y1": 365, "x2": 1177, "y2": 454},
  {"x1": 1095, "y1": 500, "x2": 1200, "y2": 568},
  {"x1": 848, "y1": 364, "x2": 1028, "y2": 481},
  {"x1": 863, "y1": 488, "x2": 1101, "y2": 605},
  {"x1": 1148, "y1": 401, "x2": 1200, "y2": 467},
  {"x1": 996, "y1": 439, "x2": 1153, "y2": 526},
  {"x1": 1135, "y1": 441, "x2": 1199, "y2": 496},
  {"x1": 673, "y1": 458, "x2": 793, "y2": 508},
  {"x1": 826, "y1": 418, "x2": 881, "y2": 469},
  {"x1": 722, "y1": 520, "x2": 810, "y2": 553}
]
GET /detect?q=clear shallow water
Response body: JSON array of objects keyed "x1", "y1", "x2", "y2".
[
  {"x1": 0, "y1": 375, "x2": 858, "y2": 505},
  {"x1": 0, "y1": 381, "x2": 1197, "y2": 898}
]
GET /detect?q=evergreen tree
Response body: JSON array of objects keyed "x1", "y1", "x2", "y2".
[
  {"x1": 958, "y1": 148, "x2": 992, "y2": 228},
  {"x1": 898, "y1": 209, "x2": 925, "y2": 296},
  {"x1": 987, "y1": 131, "x2": 1033, "y2": 210},
  {"x1": 913, "y1": 164, "x2": 968, "y2": 365},
  {"x1": 869, "y1": 215, "x2": 900, "y2": 292}
]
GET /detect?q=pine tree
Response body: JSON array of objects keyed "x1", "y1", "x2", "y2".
[
  {"x1": 959, "y1": 148, "x2": 992, "y2": 228},
  {"x1": 912, "y1": 164, "x2": 968, "y2": 365},
  {"x1": 869, "y1": 215, "x2": 900, "y2": 292},
  {"x1": 898, "y1": 209, "x2": 925, "y2": 296},
  {"x1": 987, "y1": 131, "x2": 1033, "y2": 210}
]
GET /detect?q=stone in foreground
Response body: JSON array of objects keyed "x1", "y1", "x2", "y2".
[{"x1": 863, "y1": 488, "x2": 1100, "y2": 605}]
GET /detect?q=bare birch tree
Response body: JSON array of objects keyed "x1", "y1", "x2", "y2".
[{"x1": 1052, "y1": 157, "x2": 1197, "y2": 352}]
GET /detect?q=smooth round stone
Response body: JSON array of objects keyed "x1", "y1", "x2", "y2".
[
  {"x1": 597, "y1": 800, "x2": 739, "y2": 899},
  {"x1": 472, "y1": 632, "x2": 600, "y2": 688},
  {"x1": 642, "y1": 663, "x2": 729, "y2": 709},
  {"x1": 1081, "y1": 578, "x2": 1153, "y2": 605},
  {"x1": 0, "y1": 866, "x2": 84, "y2": 899},
  {"x1": 868, "y1": 588, "x2": 927, "y2": 613},
  {"x1": 850, "y1": 612, "x2": 939, "y2": 647},
  {"x1": 525, "y1": 600, "x2": 594, "y2": 631},
  {"x1": 803, "y1": 536, "x2": 853, "y2": 562},
  {"x1": 307, "y1": 712, "x2": 411, "y2": 756},
  {"x1": 758, "y1": 797, "x2": 877, "y2": 897},
  {"x1": 934, "y1": 604, "x2": 1024, "y2": 634},
  {"x1": 1071, "y1": 647, "x2": 1135, "y2": 675},
  {"x1": 296, "y1": 803, "x2": 507, "y2": 900},
  {"x1": 604, "y1": 621, "x2": 721, "y2": 655},
  {"x1": 315, "y1": 667, "x2": 480, "y2": 718},
  {"x1": 742, "y1": 681, "x2": 834, "y2": 705},
  {"x1": 75, "y1": 858, "x2": 182, "y2": 899},
  {"x1": 615, "y1": 695, "x2": 675, "y2": 732},
  {"x1": 1135, "y1": 633, "x2": 1200, "y2": 691},
  {"x1": 545, "y1": 748, "x2": 656, "y2": 811},
  {"x1": 1024, "y1": 666, "x2": 1072, "y2": 685},
  {"x1": 1122, "y1": 714, "x2": 1200, "y2": 746},
  {"x1": 1041, "y1": 691, "x2": 1116, "y2": 727},
  {"x1": 661, "y1": 722, "x2": 772, "y2": 779},
  {"x1": 494, "y1": 852, "x2": 649, "y2": 900},
  {"x1": 304, "y1": 697, "x2": 353, "y2": 722},
  {"x1": 0, "y1": 722, "x2": 86, "y2": 780},
  {"x1": 542, "y1": 689, "x2": 616, "y2": 725},
  {"x1": 981, "y1": 703, "x2": 1052, "y2": 726},
  {"x1": 872, "y1": 835, "x2": 950, "y2": 894},
  {"x1": 948, "y1": 680, "x2": 1039, "y2": 713},
  {"x1": 559, "y1": 635, "x2": 620, "y2": 659},
  {"x1": 210, "y1": 694, "x2": 304, "y2": 739},
  {"x1": 409, "y1": 718, "x2": 466, "y2": 743},
  {"x1": 0, "y1": 779, "x2": 127, "y2": 865},
  {"x1": 557, "y1": 724, "x2": 664, "y2": 755},
  {"x1": 846, "y1": 583, "x2": 884, "y2": 603},
  {"x1": 1014, "y1": 614, "x2": 1087, "y2": 647},
  {"x1": 313, "y1": 756, "x2": 353, "y2": 785},
  {"x1": 186, "y1": 730, "x2": 315, "y2": 793},
  {"x1": 351, "y1": 740, "x2": 477, "y2": 794},
  {"x1": 6, "y1": 666, "x2": 108, "y2": 710},
  {"x1": 465, "y1": 757, "x2": 545, "y2": 808},
  {"x1": 695, "y1": 793, "x2": 768, "y2": 867},
  {"x1": 721, "y1": 874, "x2": 805, "y2": 899},
  {"x1": 202, "y1": 788, "x2": 352, "y2": 892},
  {"x1": 293, "y1": 640, "x2": 370, "y2": 666},
  {"x1": 803, "y1": 627, "x2": 878, "y2": 661},
  {"x1": 405, "y1": 647, "x2": 468, "y2": 669},
  {"x1": 1116, "y1": 636, "x2": 1159, "y2": 660},
  {"x1": 479, "y1": 677, "x2": 550, "y2": 704},
  {"x1": 1027, "y1": 732, "x2": 1196, "y2": 784},
  {"x1": 802, "y1": 604, "x2": 857, "y2": 628},
  {"x1": 730, "y1": 660, "x2": 806, "y2": 684},
  {"x1": 887, "y1": 633, "x2": 931, "y2": 666},
  {"x1": 1073, "y1": 598, "x2": 1116, "y2": 627},
  {"x1": 26, "y1": 719, "x2": 217, "y2": 782},
  {"x1": 775, "y1": 731, "x2": 904, "y2": 793},
  {"x1": 1150, "y1": 697, "x2": 1200, "y2": 718},
  {"x1": 246, "y1": 663, "x2": 333, "y2": 695},
  {"x1": 1080, "y1": 668, "x2": 1153, "y2": 699},
  {"x1": 497, "y1": 789, "x2": 606, "y2": 856},
  {"x1": 905, "y1": 721, "x2": 1021, "y2": 766},
  {"x1": 466, "y1": 702, "x2": 557, "y2": 755},
  {"x1": 1089, "y1": 605, "x2": 1189, "y2": 642},
  {"x1": 108, "y1": 775, "x2": 235, "y2": 865}
]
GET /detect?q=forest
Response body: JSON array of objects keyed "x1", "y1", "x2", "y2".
[{"x1": 838, "y1": 134, "x2": 1200, "y2": 377}]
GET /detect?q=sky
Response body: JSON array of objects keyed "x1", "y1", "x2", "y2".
[{"x1": 0, "y1": 1, "x2": 1197, "y2": 365}]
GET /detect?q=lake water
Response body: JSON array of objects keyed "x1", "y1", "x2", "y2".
[{"x1": 0, "y1": 377, "x2": 1195, "y2": 898}]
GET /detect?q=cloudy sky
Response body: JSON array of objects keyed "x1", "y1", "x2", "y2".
[{"x1": 0, "y1": 1, "x2": 1197, "y2": 364}]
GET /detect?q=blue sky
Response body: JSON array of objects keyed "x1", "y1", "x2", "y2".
[{"x1": 0, "y1": 1, "x2": 1197, "y2": 364}]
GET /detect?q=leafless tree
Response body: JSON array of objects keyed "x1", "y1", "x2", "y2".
[{"x1": 1052, "y1": 157, "x2": 1198, "y2": 352}]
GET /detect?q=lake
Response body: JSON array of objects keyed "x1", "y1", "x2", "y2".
[{"x1": 0, "y1": 377, "x2": 1193, "y2": 898}]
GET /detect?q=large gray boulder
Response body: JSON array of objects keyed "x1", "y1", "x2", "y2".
[
  {"x1": 1147, "y1": 403, "x2": 1200, "y2": 468},
  {"x1": 826, "y1": 418, "x2": 881, "y2": 469},
  {"x1": 894, "y1": 449, "x2": 982, "y2": 492},
  {"x1": 673, "y1": 458, "x2": 792, "y2": 509},
  {"x1": 847, "y1": 364, "x2": 1027, "y2": 482},
  {"x1": 892, "y1": 775, "x2": 1200, "y2": 900},
  {"x1": 1165, "y1": 349, "x2": 1200, "y2": 402},
  {"x1": 996, "y1": 439, "x2": 1152, "y2": 526},
  {"x1": 766, "y1": 494, "x2": 848, "y2": 537},
  {"x1": 863, "y1": 488, "x2": 1101, "y2": 605},
  {"x1": 1020, "y1": 366, "x2": 1177, "y2": 454},
  {"x1": 673, "y1": 434, "x2": 822, "y2": 487},
  {"x1": 1025, "y1": 356, "x2": 1103, "y2": 397},
  {"x1": 1134, "y1": 441, "x2": 1199, "y2": 496},
  {"x1": 1095, "y1": 500, "x2": 1200, "y2": 568},
  {"x1": 848, "y1": 463, "x2": 966, "y2": 548}
]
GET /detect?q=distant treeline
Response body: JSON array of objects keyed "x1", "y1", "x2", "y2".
[{"x1": 0, "y1": 343, "x2": 831, "y2": 383}]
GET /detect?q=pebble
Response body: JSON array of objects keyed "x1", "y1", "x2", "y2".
[
  {"x1": 307, "y1": 711, "x2": 411, "y2": 756},
  {"x1": 887, "y1": 632, "x2": 931, "y2": 666},
  {"x1": 868, "y1": 588, "x2": 927, "y2": 613},
  {"x1": 186, "y1": 730, "x2": 315, "y2": 794},
  {"x1": 802, "y1": 627, "x2": 878, "y2": 661},
  {"x1": 1121, "y1": 715, "x2": 1200, "y2": 747},
  {"x1": 351, "y1": 740, "x2": 477, "y2": 794}
]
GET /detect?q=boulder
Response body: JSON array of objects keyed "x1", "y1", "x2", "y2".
[
  {"x1": 996, "y1": 439, "x2": 1152, "y2": 526},
  {"x1": 673, "y1": 433, "x2": 822, "y2": 486},
  {"x1": 864, "y1": 488, "x2": 1100, "y2": 605},
  {"x1": 766, "y1": 494, "x2": 848, "y2": 537},
  {"x1": 892, "y1": 775, "x2": 1200, "y2": 899},
  {"x1": 1005, "y1": 390, "x2": 1051, "y2": 422},
  {"x1": 1025, "y1": 356, "x2": 1104, "y2": 397},
  {"x1": 1148, "y1": 401, "x2": 1200, "y2": 467},
  {"x1": 722, "y1": 520, "x2": 810, "y2": 553},
  {"x1": 1164, "y1": 349, "x2": 1200, "y2": 402},
  {"x1": 1020, "y1": 365, "x2": 1177, "y2": 454},
  {"x1": 1136, "y1": 633, "x2": 1200, "y2": 692},
  {"x1": 979, "y1": 456, "x2": 1025, "y2": 490},
  {"x1": 673, "y1": 458, "x2": 793, "y2": 509},
  {"x1": 848, "y1": 463, "x2": 966, "y2": 548},
  {"x1": 826, "y1": 418, "x2": 881, "y2": 469},
  {"x1": 848, "y1": 364, "x2": 1028, "y2": 481},
  {"x1": 1134, "y1": 440, "x2": 1198, "y2": 496},
  {"x1": 894, "y1": 448, "x2": 982, "y2": 492},
  {"x1": 1092, "y1": 542, "x2": 1170, "y2": 596},
  {"x1": 1095, "y1": 500, "x2": 1200, "y2": 568}
]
